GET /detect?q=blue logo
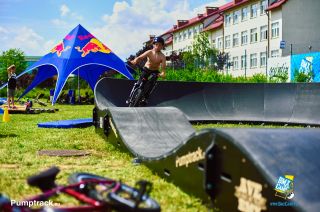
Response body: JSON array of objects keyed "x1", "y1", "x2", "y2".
[{"x1": 274, "y1": 175, "x2": 294, "y2": 199}]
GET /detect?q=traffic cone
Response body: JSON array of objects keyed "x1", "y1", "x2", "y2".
[{"x1": 2, "y1": 107, "x2": 10, "y2": 122}]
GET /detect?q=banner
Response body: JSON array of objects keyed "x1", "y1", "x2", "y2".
[
  {"x1": 291, "y1": 52, "x2": 320, "y2": 82},
  {"x1": 268, "y1": 56, "x2": 291, "y2": 82}
]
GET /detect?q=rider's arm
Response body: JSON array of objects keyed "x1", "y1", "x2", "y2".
[
  {"x1": 159, "y1": 55, "x2": 166, "y2": 78},
  {"x1": 132, "y1": 50, "x2": 150, "y2": 65}
]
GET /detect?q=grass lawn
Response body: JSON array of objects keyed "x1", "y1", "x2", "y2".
[
  {"x1": 0, "y1": 103, "x2": 208, "y2": 211},
  {"x1": 0, "y1": 103, "x2": 304, "y2": 211}
]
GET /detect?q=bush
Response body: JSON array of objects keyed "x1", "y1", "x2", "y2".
[
  {"x1": 293, "y1": 68, "x2": 313, "y2": 82},
  {"x1": 165, "y1": 68, "x2": 272, "y2": 83},
  {"x1": 250, "y1": 73, "x2": 268, "y2": 83}
]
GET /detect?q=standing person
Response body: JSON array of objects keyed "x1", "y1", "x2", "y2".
[
  {"x1": 127, "y1": 37, "x2": 166, "y2": 104},
  {"x1": 7, "y1": 65, "x2": 17, "y2": 109},
  {"x1": 49, "y1": 88, "x2": 54, "y2": 103}
]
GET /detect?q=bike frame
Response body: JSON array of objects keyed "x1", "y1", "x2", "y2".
[{"x1": 128, "y1": 73, "x2": 159, "y2": 107}]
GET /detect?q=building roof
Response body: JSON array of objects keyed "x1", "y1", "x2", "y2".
[
  {"x1": 167, "y1": 2, "x2": 233, "y2": 34},
  {"x1": 160, "y1": 0, "x2": 288, "y2": 37},
  {"x1": 267, "y1": 0, "x2": 288, "y2": 10},
  {"x1": 165, "y1": 36, "x2": 173, "y2": 46},
  {"x1": 203, "y1": 16, "x2": 224, "y2": 32},
  {"x1": 214, "y1": 0, "x2": 287, "y2": 13}
]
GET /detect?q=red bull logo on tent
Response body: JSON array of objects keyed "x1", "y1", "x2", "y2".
[
  {"x1": 51, "y1": 42, "x2": 71, "y2": 57},
  {"x1": 75, "y1": 38, "x2": 111, "y2": 57}
]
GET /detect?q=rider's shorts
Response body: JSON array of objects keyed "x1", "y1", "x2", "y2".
[{"x1": 140, "y1": 67, "x2": 160, "y2": 81}]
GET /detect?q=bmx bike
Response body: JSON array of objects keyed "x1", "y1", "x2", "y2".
[
  {"x1": 126, "y1": 72, "x2": 159, "y2": 107},
  {"x1": 0, "y1": 167, "x2": 160, "y2": 212}
]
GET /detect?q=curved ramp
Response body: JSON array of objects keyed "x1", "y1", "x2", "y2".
[
  {"x1": 95, "y1": 78, "x2": 320, "y2": 125},
  {"x1": 102, "y1": 107, "x2": 195, "y2": 159},
  {"x1": 210, "y1": 128, "x2": 320, "y2": 212},
  {"x1": 95, "y1": 107, "x2": 320, "y2": 212}
]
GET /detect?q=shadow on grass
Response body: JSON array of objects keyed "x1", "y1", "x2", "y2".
[{"x1": 0, "y1": 134, "x2": 18, "y2": 139}]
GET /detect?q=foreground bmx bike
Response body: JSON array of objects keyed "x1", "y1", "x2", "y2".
[{"x1": 0, "y1": 167, "x2": 160, "y2": 212}]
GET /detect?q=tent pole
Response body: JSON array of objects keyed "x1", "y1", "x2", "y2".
[{"x1": 78, "y1": 68, "x2": 80, "y2": 103}]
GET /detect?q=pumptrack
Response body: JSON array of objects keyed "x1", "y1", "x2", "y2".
[
  {"x1": 94, "y1": 78, "x2": 320, "y2": 212},
  {"x1": 95, "y1": 78, "x2": 320, "y2": 125}
]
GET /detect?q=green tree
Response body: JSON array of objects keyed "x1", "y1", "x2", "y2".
[
  {"x1": 0, "y1": 48, "x2": 27, "y2": 84},
  {"x1": 192, "y1": 32, "x2": 217, "y2": 68}
]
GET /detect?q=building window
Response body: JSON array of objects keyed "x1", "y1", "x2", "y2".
[
  {"x1": 225, "y1": 14, "x2": 232, "y2": 27},
  {"x1": 174, "y1": 35, "x2": 178, "y2": 42},
  {"x1": 250, "y1": 53, "x2": 257, "y2": 68},
  {"x1": 225, "y1": 35, "x2": 231, "y2": 49},
  {"x1": 242, "y1": 7, "x2": 249, "y2": 21},
  {"x1": 271, "y1": 22, "x2": 280, "y2": 38},
  {"x1": 233, "y1": 33, "x2": 239, "y2": 47},
  {"x1": 241, "y1": 55, "x2": 246, "y2": 69},
  {"x1": 199, "y1": 24, "x2": 203, "y2": 32},
  {"x1": 260, "y1": 25, "x2": 268, "y2": 41},
  {"x1": 250, "y1": 28, "x2": 258, "y2": 43},
  {"x1": 260, "y1": 52, "x2": 267, "y2": 67},
  {"x1": 271, "y1": 50, "x2": 279, "y2": 58},
  {"x1": 193, "y1": 27, "x2": 198, "y2": 37},
  {"x1": 233, "y1": 10, "x2": 240, "y2": 24},
  {"x1": 241, "y1": 31, "x2": 248, "y2": 45},
  {"x1": 211, "y1": 39, "x2": 216, "y2": 48},
  {"x1": 251, "y1": 3, "x2": 259, "y2": 18},
  {"x1": 183, "y1": 31, "x2": 187, "y2": 40},
  {"x1": 217, "y1": 37, "x2": 223, "y2": 50},
  {"x1": 179, "y1": 32, "x2": 182, "y2": 42},
  {"x1": 260, "y1": 0, "x2": 268, "y2": 15},
  {"x1": 188, "y1": 29, "x2": 192, "y2": 39},
  {"x1": 233, "y1": 56, "x2": 239, "y2": 70}
]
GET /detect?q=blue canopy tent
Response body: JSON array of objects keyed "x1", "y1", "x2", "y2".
[{"x1": 0, "y1": 24, "x2": 134, "y2": 104}]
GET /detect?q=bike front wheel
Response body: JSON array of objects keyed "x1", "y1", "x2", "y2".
[{"x1": 129, "y1": 88, "x2": 143, "y2": 107}]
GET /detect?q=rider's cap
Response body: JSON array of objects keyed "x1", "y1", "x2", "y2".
[{"x1": 153, "y1": 37, "x2": 165, "y2": 46}]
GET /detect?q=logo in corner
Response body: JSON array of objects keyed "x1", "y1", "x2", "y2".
[{"x1": 274, "y1": 175, "x2": 294, "y2": 200}]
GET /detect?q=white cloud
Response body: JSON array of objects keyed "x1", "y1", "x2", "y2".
[
  {"x1": 0, "y1": 0, "x2": 231, "y2": 58},
  {"x1": 51, "y1": 19, "x2": 68, "y2": 27},
  {"x1": 93, "y1": 0, "x2": 230, "y2": 59},
  {"x1": 192, "y1": 0, "x2": 230, "y2": 15},
  {"x1": 94, "y1": 0, "x2": 197, "y2": 59},
  {"x1": 0, "y1": 26, "x2": 9, "y2": 34},
  {"x1": 71, "y1": 12, "x2": 83, "y2": 21},
  {"x1": 0, "y1": 26, "x2": 56, "y2": 56},
  {"x1": 60, "y1": 4, "x2": 70, "y2": 16},
  {"x1": 53, "y1": 4, "x2": 83, "y2": 28}
]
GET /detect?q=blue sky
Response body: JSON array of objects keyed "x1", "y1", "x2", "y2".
[{"x1": 0, "y1": 0, "x2": 229, "y2": 59}]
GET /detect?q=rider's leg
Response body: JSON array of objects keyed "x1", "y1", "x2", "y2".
[{"x1": 143, "y1": 73, "x2": 158, "y2": 100}]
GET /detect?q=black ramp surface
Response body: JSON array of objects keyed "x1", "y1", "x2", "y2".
[
  {"x1": 106, "y1": 107, "x2": 195, "y2": 159},
  {"x1": 212, "y1": 128, "x2": 320, "y2": 212},
  {"x1": 94, "y1": 78, "x2": 320, "y2": 125}
]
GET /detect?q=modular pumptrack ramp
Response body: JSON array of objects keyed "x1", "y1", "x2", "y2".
[
  {"x1": 95, "y1": 78, "x2": 320, "y2": 125},
  {"x1": 94, "y1": 78, "x2": 320, "y2": 212}
]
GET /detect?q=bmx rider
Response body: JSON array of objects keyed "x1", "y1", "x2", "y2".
[{"x1": 128, "y1": 36, "x2": 166, "y2": 104}]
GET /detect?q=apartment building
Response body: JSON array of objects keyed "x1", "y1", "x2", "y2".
[
  {"x1": 213, "y1": 0, "x2": 272, "y2": 76},
  {"x1": 154, "y1": 0, "x2": 320, "y2": 77},
  {"x1": 162, "y1": 5, "x2": 232, "y2": 56}
]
